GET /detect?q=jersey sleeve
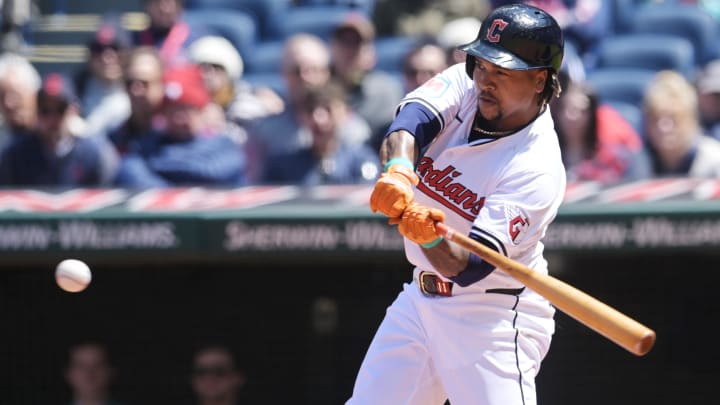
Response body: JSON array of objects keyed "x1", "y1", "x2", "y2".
[
  {"x1": 470, "y1": 171, "x2": 564, "y2": 260},
  {"x1": 396, "y1": 63, "x2": 473, "y2": 134}
]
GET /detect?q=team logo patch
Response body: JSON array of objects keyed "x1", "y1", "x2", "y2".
[
  {"x1": 486, "y1": 19, "x2": 508, "y2": 43},
  {"x1": 416, "y1": 76, "x2": 450, "y2": 98},
  {"x1": 505, "y1": 205, "x2": 530, "y2": 245}
]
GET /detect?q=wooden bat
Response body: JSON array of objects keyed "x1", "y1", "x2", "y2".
[{"x1": 434, "y1": 222, "x2": 656, "y2": 357}]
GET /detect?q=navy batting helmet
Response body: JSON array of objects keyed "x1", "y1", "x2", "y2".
[{"x1": 459, "y1": 3, "x2": 564, "y2": 78}]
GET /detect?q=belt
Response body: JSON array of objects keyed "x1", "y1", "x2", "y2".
[{"x1": 418, "y1": 271, "x2": 525, "y2": 297}]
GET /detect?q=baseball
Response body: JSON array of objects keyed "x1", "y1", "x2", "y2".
[{"x1": 55, "y1": 259, "x2": 92, "y2": 293}]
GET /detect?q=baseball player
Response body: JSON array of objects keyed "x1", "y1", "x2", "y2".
[{"x1": 347, "y1": 4, "x2": 566, "y2": 405}]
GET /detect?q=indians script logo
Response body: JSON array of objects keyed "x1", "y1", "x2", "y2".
[
  {"x1": 486, "y1": 19, "x2": 508, "y2": 43},
  {"x1": 416, "y1": 157, "x2": 485, "y2": 221}
]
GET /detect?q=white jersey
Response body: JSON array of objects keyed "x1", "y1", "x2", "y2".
[{"x1": 400, "y1": 63, "x2": 566, "y2": 291}]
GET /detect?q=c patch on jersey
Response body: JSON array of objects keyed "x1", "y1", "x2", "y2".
[
  {"x1": 505, "y1": 205, "x2": 530, "y2": 245},
  {"x1": 416, "y1": 76, "x2": 450, "y2": 99}
]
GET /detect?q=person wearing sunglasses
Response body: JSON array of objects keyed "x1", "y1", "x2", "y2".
[
  {"x1": 190, "y1": 344, "x2": 246, "y2": 405},
  {"x1": 0, "y1": 72, "x2": 119, "y2": 187}
]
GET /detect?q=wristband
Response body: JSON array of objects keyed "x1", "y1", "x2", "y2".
[
  {"x1": 383, "y1": 157, "x2": 414, "y2": 172},
  {"x1": 421, "y1": 236, "x2": 444, "y2": 248}
]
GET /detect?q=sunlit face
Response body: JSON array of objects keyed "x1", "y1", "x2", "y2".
[
  {"x1": 0, "y1": 74, "x2": 36, "y2": 130},
  {"x1": 283, "y1": 41, "x2": 331, "y2": 96},
  {"x1": 198, "y1": 62, "x2": 230, "y2": 95},
  {"x1": 555, "y1": 86, "x2": 592, "y2": 143},
  {"x1": 125, "y1": 53, "x2": 164, "y2": 112},
  {"x1": 162, "y1": 102, "x2": 204, "y2": 140},
  {"x1": 403, "y1": 45, "x2": 448, "y2": 92},
  {"x1": 89, "y1": 44, "x2": 124, "y2": 82},
  {"x1": 299, "y1": 99, "x2": 347, "y2": 145},
  {"x1": 472, "y1": 57, "x2": 547, "y2": 130},
  {"x1": 644, "y1": 104, "x2": 696, "y2": 155},
  {"x1": 146, "y1": 0, "x2": 182, "y2": 30}
]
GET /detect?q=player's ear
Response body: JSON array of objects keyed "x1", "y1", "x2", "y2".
[{"x1": 534, "y1": 70, "x2": 548, "y2": 94}]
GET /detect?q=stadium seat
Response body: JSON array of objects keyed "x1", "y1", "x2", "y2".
[
  {"x1": 631, "y1": 3, "x2": 720, "y2": 64},
  {"x1": 243, "y1": 40, "x2": 285, "y2": 74},
  {"x1": 585, "y1": 68, "x2": 657, "y2": 107},
  {"x1": 184, "y1": 0, "x2": 291, "y2": 40},
  {"x1": 265, "y1": 6, "x2": 361, "y2": 41},
  {"x1": 594, "y1": 34, "x2": 696, "y2": 79},
  {"x1": 373, "y1": 35, "x2": 418, "y2": 73},
  {"x1": 183, "y1": 8, "x2": 258, "y2": 60}
]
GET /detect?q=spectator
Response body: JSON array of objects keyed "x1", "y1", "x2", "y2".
[
  {"x1": 696, "y1": 59, "x2": 720, "y2": 140},
  {"x1": 63, "y1": 341, "x2": 126, "y2": 405},
  {"x1": 114, "y1": 64, "x2": 247, "y2": 188},
  {"x1": 248, "y1": 33, "x2": 336, "y2": 179},
  {"x1": 401, "y1": 39, "x2": 448, "y2": 93},
  {"x1": 329, "y1": 12, "x2": 404, "y2": 149},
  {"x1": 133, "y1": 0, "x2": 208, "y2": 66},
  {"x1": 436, "y1": 16, "x2": 482, "y2": 66},
  {"x1": 108, "y1": 46, "x2": 165, "y2": 155},
  {"x1": 551, "y1": 75, "x2": 646, "y2": 184},
  {"x1": 0, "y1": 52, "x2": 40, "y2": 147},
  {"x1": 639, "y1": 70, "x2": 720, "y2": 177},
  {"x1": 74, "y1": 17, "x2": 132, "y2": 137},
  {"x1": 188, "y1": 35, "x2": 284, "y2": 129},
  {"x1": 0, "y1": 73, "x2": 119, "y2": 187},
  {"x1": 190, "y1": 344, "x2": 247, "y2": 405},
  {"x1": 262, "y1": 81, "x2": 379, "y2": 185}
]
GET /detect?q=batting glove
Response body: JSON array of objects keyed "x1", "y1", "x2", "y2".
[
  {"x1": 369, "y1": 162, "x2": 419, "y2": 218},
  {"x1": 389, "y1": 202, "x2": 446, "y2": 246}
]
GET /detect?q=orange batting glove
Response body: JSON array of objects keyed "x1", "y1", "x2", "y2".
[
  {"x1": 369, "y1": 160, "x2": 419, "y2": 218},
  {"x1": 389, "y1": 202, "x2": 446, "y2": 246}
]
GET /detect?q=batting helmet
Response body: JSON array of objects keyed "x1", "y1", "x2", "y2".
[{"x1": 459, "y1": 4, "x2": 564, "y2": 78}]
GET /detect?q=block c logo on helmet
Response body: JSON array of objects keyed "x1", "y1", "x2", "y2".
[{"x1": 486, "y1": 19, "x2": 508, "y2": 43}]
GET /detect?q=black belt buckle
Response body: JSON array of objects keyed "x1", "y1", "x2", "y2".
[{"x1": 419, "y1": 271, "x2": 453, "y2": 297}]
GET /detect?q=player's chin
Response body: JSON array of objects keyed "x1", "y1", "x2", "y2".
[{"x1": 477, "y1": 102, "x2": 500, "y2": 121}]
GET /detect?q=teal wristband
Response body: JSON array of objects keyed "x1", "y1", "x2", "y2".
[
  {"x1": 383, "y1": 157, "x2": 414, "y2": 172},
  {"x1": 420, "y1": 236, "x2": 444, "y2": 248}
]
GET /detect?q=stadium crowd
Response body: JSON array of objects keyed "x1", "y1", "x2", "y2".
[{"x1": 0, "y1": 0, "x2": 719, "y2": 190}]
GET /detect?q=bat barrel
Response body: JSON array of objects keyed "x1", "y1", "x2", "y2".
[{"x1": 435, "y1": 222, "x2": 656, "y2": 357}]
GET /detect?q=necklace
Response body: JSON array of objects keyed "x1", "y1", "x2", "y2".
[{"x1": 472, "y1": 125, "x2": 515, "y2": 137}]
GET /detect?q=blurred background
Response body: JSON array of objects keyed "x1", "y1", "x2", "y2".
[{"x1": 1, "y1": 0, "x2": 720, "y2": 404}]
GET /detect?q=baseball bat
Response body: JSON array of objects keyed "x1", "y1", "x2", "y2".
[{"x1": 434, "y1": 222, "x2": 656, "y2": 356}]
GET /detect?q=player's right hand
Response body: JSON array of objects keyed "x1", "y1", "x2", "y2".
[
  {"x1": 388, "y1": 202, "x2": 446, "y2": 245},
  {"x1": 369, "y1": 164, "x2": 419, "y2": 218}
]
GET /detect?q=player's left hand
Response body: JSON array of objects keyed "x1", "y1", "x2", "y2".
[{"x1": 389, "y1": 202, "x2": 446, "y2": 245}]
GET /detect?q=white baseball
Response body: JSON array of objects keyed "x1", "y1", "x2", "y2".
[{"x1": 55, "y1": 259, "x2": 92, "y2": 293}]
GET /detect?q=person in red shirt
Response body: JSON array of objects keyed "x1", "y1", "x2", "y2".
[{"x1": 551, "y1": 73, "x2": 647, "y2": 184}]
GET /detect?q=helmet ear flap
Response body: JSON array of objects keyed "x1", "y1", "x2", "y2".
[{"x1": 465, "y1": 54, "x2": 475, "y2": 79}]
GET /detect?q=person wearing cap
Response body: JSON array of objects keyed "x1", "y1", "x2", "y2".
[
  {"x1": 113, "y1": 64, "x2": 247, "y2": 188},
  {"x1": 73, "y1": 17, "x2": 132, "y2": 137},
  {"x1": 187, "y1": 35, "x2": 284, "y2": 128},
  {"x1": 0, "y1": 72, "x2": 119, "y2": 186},
  {"x1": 329, "y1": 12, "x2": 404, "y2": 151},
  {"x1": 696, "y1": 59, "x2": 720, "y2": 140},
  {"x1": 261, "y1": 81, "x2": 379, "y2": 185},
  {"x1": 638, "y1": 70, "x2": 720, "y2": 178}
]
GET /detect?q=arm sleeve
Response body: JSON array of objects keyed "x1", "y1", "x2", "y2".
[{"x1": 385, "y1": 102, "x2": 442, "y2": 150}]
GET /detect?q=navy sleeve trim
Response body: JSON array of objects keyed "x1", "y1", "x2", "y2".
[
  {"x1": 470, "y1": 226, "x2": 508, "y2": 256},
  {"x1": 386, "y1": 101, "x2": 442, "y2": 149},
  {"x1": 449, "y1": 231, "x2": 500, "y2": 287}
]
